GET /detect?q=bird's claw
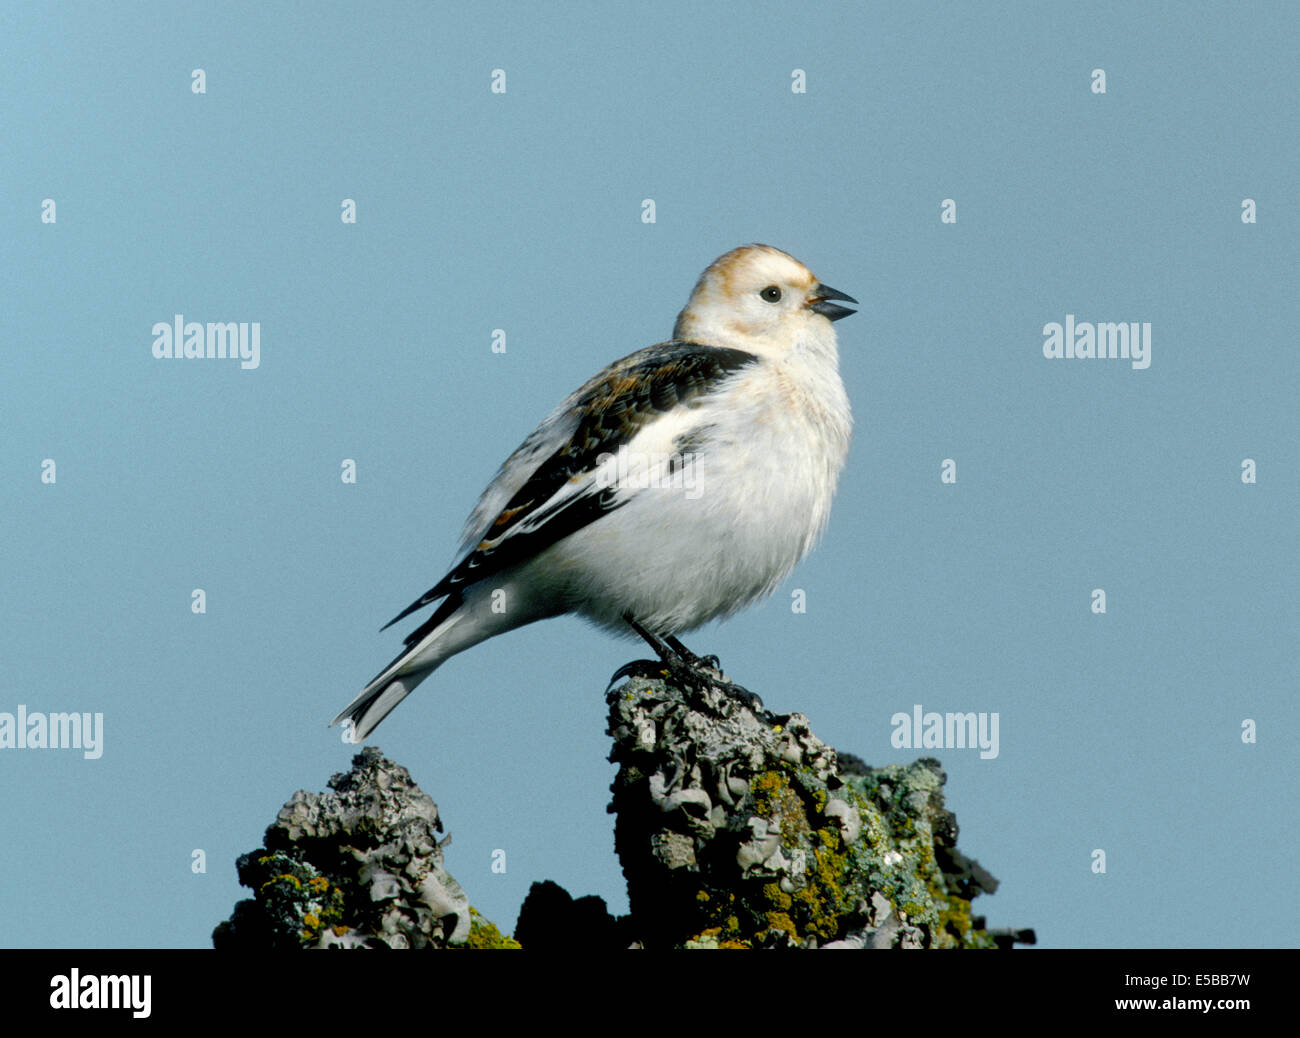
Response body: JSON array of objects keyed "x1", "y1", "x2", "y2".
[
  {"x1": 672, "y1": 657, "x2": 764, "y2": 713},
  {"x1": 609, "y1": 652, "x2": 763, "y2": 713},
  {"x1": 717, "y1": 679, "x2": 763, "y2": 712},
  {"x1": 606, "y1": 658, "x2": 669, "y2": 690},
  {"x1": 616, "y1": 614, "x2": 764, "y2": 712}
]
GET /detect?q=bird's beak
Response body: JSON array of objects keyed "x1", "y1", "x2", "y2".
[{"x1": 808, "y1": 284, "x2": 858, "y2": 322}]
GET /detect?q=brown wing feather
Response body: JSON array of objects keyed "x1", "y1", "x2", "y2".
[{"x1": 381, "y1": 342, "x2": 757, "y2": 632}]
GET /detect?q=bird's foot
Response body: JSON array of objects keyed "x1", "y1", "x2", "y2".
[
  {"x1": 682, "y1": 662, "x2": 764, "y2": 713},
  {"x1": 607, "y1": 654, "x2": 762, "y2": 712},
  {"x1": 665, "y1": 636, "x2": 723, "y2": 673},
  {"x1": 611, "y1": 617, "x2": 764, "y2": 712},
  {"x1": 606, "y1": 657, "x2": 670, "y2": 690}
]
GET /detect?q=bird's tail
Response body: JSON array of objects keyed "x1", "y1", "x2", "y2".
[
  {"x1": 331, "y1": 596, "x2": 465, "y2": 742},
  {"x1": 329, "y1": 664, "x2": 439, "y2": 743}
]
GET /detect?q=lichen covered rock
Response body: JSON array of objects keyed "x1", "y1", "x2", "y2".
[
  {"x1": 213, "y1": 746, "x2": 506, "y2": 949},
  {"x1": 607, "y1": 674, "x2": 1011, "y2": 948},
  {"x1": 215, "y1": 676, "x2": 1029, "y2": 950}
]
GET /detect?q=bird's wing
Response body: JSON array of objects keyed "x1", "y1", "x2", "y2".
[{"x1": 382, "y1": 341, "x2": 758, "y2": 637}]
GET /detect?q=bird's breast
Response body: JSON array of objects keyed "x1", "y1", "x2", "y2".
[{"x1": 544, "y1": 352, "x2": 851, "y2": 634}]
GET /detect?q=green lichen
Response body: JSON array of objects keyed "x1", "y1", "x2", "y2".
[
  {"x1": 460, "y1": 907, "x2": 522, "y2": 950},
  {"x1": 236, "y1": 851, "x2": 348, "y2": 947},
  {"x1": 721, "y1": 766, "x2": 860, "y2": 944},
  {"x1": 608, "y1": 676, "x2": 1010, "y2": 949}
]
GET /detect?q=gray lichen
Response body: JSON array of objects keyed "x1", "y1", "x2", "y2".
[
  {"x1": 214, "y1": 673, "x2": 1029, "y2": 950},
  {"x1": 212, "y1": 746, "x2": 515, "y2": 949},
  {"x1": 607, "y1": 674, "x2": 1020, "y2": 948}
]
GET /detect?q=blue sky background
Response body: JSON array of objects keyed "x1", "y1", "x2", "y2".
[{"x1": 1, "y1": 1, "x2": 1295, "y2": 948}]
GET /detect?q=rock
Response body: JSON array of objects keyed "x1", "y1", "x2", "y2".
[
  {"x1": 214, "y1": 672, "x2": 1030, "y2": 950},
  {"x1": 606, "y1": 675, "x2": 1019, "y2": 948},
  {"x1": 513, "y1": 880, "x2": 631, "y2": 950},
  {"x1": 212, "y1": 746, "x2": 515, "y2": 949}
]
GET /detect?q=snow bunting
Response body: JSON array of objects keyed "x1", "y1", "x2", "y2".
[{"x1": 332, "y1": 243, "x2": 856, "y2": 740}]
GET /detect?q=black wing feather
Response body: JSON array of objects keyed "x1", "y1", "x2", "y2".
[{"x1": 381, "y1": 342, "x2": 757, "y2": 631}]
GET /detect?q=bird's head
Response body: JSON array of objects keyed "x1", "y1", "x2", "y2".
[{"x1": 672, "y1": 243, "x2": 856, "y2": 356}]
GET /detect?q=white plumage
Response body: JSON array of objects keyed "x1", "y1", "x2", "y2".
[{"x1": 332, "y1": 243, "x2": 856, "y2": 740}]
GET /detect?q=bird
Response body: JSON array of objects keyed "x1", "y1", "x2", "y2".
[{"x1": 331, "y1": 243, "x2": 857, "y2": 741}]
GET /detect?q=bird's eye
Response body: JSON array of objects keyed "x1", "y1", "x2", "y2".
[{"x1": 760, "y1": 285, "x2": 782, "y2": 303}]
